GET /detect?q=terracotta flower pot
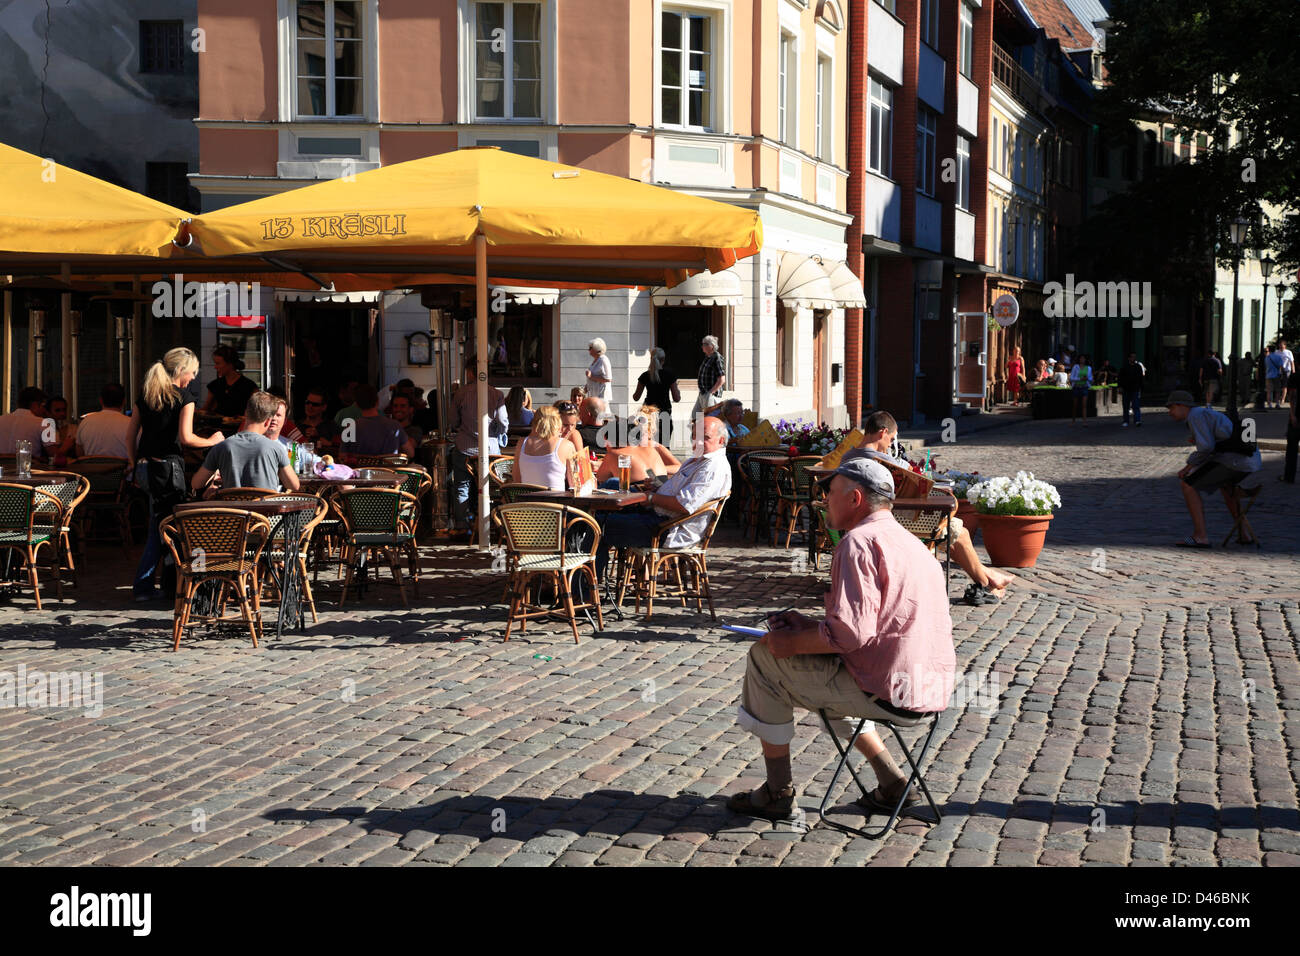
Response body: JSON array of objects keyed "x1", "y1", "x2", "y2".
[
  {"x1": 955, "y1": 498, "x2": 980, "y2": 534},
  {"x1": 978, "y1": 513, "x2": 1053, "y2": 567}
]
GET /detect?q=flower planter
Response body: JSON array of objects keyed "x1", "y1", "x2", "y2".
[
  {"x1": 978, "y1": 513, "x2": 1053, "y2": 567},
  {"x1": 955, "y1": 499, "x2": 980, "y2": 534}
]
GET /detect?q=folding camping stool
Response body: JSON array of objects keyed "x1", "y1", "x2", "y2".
[
  {"x1": 815, "y1": 709, "x2": 944, "y2": 840},
  {"x1": 1222, "y1": 477, "x2": 1263, "y2": 549}
]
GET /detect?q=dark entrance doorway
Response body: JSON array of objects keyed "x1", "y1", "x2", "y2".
[{"x1": 285, "y1": 304, "x2": 373, "y2": 419}]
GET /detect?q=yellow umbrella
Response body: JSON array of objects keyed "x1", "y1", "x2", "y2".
[{"x1": 183, "y1": 147, "x2": 763, "y2": 543}]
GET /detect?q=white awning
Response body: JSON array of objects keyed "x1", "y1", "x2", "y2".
[
  {"x1": 650, "y1": 268, "x2": 743, "y2": 307},
  {"x1": 275, "y1": 288, "x2": 383, "y2": 304},
  {"x1": 491, "y1": 285, "x2": 560, "y2": 306},
  {"x1": 777, "y1": 253, "x2": 838, "y2": 310},
  {"x1": 823, "y1": 260, "x2": 867, "y2": 308}
]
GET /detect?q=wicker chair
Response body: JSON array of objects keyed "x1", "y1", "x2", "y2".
[
  {"x1": 353, "y1": 454, "x2": 408, "y2": 468},
  {"x1": 736, "y1": 452, "x2": 781, "y2": 542},
  {"x1": 71, "y1": 456, "x2": 133, "y2": 549},
  {"x1": 0, "y1": 483, "x2": 64, "y2": 609},
  {"x1": 498, "y1": 481, "x2": 546, "y2": 504},
  {"x1": 773, "y1": 456, "x2": 823, "y2": 548},
  {"x1": 31, "y1": 471, "x2": 90, "y2": 586},
  {"x1": 810, "y1": 501, "x2": 843, "y2": 571},
  {"x1": 617, "y1": 495, "x2": 728, "y2": 620},
  {"x1": 257, "y1": 495, "x2": 330, "y2": 625},
  {"x1": 891, "y1": 491, "x2": 958, "y2": 585},
  {"x1": 488, "y1": 456, "x2": 514, "y2": 487},
  {"x1": 495, "y1": 502, "x2": 602, "y2": 642},
  {"x1": 333, "y1": 487, "x2": 420, "y2": 607},
  {"x1": 159, "y1": 508, "x2": 271, "y2": 650},
  {"x1": 215, "y1": 487, "x2": 278, "y2": 501}
]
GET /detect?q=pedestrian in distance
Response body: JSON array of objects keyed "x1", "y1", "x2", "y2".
[
  {"x1": 1117, "y1": 353, "x2": 1145, "y2": 427},
  {"x1": 1070, "y1": 353, "x2": 1093, "y2": 425}
]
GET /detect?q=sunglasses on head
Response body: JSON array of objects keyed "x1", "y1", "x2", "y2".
[{"x1": 556, "y1": 403, "x2": 577, "y2": 413}]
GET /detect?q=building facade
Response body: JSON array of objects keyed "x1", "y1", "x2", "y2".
[{"x1": 193, "y1": 0, "x2": 863, "y2": 443}]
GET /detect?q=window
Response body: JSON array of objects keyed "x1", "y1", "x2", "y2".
[
  {"x1": 874, "y1": 0, "x2": 897, "y2": 13},
  {"x1": 956, "y1": 135, "x2": 971, "y2": 210},
  {"x1": 296, "y1": 1, "x2": 364, "y2": 117},
  {"x1": 1002, "y1": 124, "x2": 1011, "y2": 179},
  {"x1": 662, "y1": 9, "x2": 714, "y2": 130},
  {"x1": 489, "y1": 305, "x2": 553, "y2": 386},
  {"x1": 776, "y1": 306, "x2": 795, "y2": 385},
  {"x1": 145, "y1": 162, "x2": 193, "y2": 212},
  {"x1": 868, "y1": 78, "x2": 893, "y2": 177},
  {"x1": 959, "y1": 3, "x2": 975, "y2": 79},
  {"x1": 815, "y1": 55, "x2": 833, "y2": 160},
  {"x1": 778, "y1": 31, "x2": 797, "y2": 145},
  {"x1": 921, "y1": 0, "x2": 940, "y2": 49},
  {"x1": 139, "y1": 20, "x2": 184, "y2": 74},
  {"x1": 991, "y1": 117, "x2": 1000, "y2": 173},
  {"x1": 656, "y1": 306, "x2": 721, "y2": 385},
  {"x1": 916, "y1": 107, "x2": 937, "y2": 196},
  {"x1": 1250, "y1": 299, "x2": 1260, "y2": 350},
  {"x1": 473, "y1": 2, "x2": 542, "y2": 120}
]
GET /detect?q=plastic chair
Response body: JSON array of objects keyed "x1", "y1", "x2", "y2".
[
  {"x1": 495, "y1": 502, "x2": 602, "y2": 642},
  {"x1": 617, "y1": 495, "x2": 729, "y2": 620},
  {"x1": 159, "y1": 508, "x2": 271, "y2": 651},
  {"x1": 0, "y1": 483, "x2": 63, "y2": 609}
]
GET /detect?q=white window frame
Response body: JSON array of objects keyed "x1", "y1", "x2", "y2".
[
  {"x1": 956, "y1": 134, "x2": 971, "y2": 210},
  {"x1": 279, "y1": 0, "x2": 379, "y2": 122},
  {"x1": 656, "y1": 2, "x2": 731, "y2": 134},
  {"x1": 916, "y1": 106, "x2": 937, "y2": 196},
  {"x1": 778, "y1": 29, "x2": 798, "y2": 147},
  {"x1": 468, "y1": 1, "x2": 545, "y2": 122},
  {"x1": 457, "y1": 0, "x2": 557, "y2": 125},
  {"x1": 815, "y1": 54, "x2": 833, "y2": 160},
  {"x1": 868, "y1": 77, "x2": 893, "y2": 178},
  {"x1": 959, "y1": 2, "x2": 975, "y2": 80},
  {"x1": 921, "y1": 0, "x2": 940, "y2": 49}
]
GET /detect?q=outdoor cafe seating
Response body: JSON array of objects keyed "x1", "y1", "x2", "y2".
[
  {"x1": 494, "y1": 501, "x2": 603, "y2": 643},
  {"x1": 615, "y1": 495, "x2": 728, "y2": 621},
  {"x1": 332, "y1": 487, "x2": 421, "y2": 608},
  {"x1": 0, "y1": 482, "x2": 66, "y2": 609}
]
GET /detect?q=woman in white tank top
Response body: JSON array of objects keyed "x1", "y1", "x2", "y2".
[{"x1": 514, "y1": 406, "x2": 575, "y2": 490}]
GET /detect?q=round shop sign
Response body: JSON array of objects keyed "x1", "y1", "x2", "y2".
[{"x1": 992, "y1": 293, "x2": 1020, "y2": 328}]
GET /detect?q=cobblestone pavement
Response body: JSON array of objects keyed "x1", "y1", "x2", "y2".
[{"x1": 1, "y1": 409, "x2": 1297, "y2": 867}]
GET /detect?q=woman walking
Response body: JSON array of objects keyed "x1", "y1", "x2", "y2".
[
  {"x1": 633, "y1": 347, "x2": 681, "y2": 446},
  {"x1": 1070, "y1": 353, "x2": 1094, "y2": 425},
  {"x1": 585, "y1": 338, "x2": 612, "y2": 401},
  {"x1": 1006, "y1": 347, "x2": 1025, "y2": 406},
  {"x1": 514, "y1": 406, "x2": 575, "y2": 490},
  {"x1": 127, "y1": 347, "x2": 224, "y2": 601}
]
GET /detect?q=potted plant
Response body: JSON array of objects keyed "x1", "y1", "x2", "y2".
[
  {"x1": 966, "y1": 471, "x2": 1061, "y2": 567},
  {"x1": 939, "y1": 469, "x2": 982, "y2": 532},
  {"x1": 774, "y1": 418, "x2": 849, "y2": 457}
]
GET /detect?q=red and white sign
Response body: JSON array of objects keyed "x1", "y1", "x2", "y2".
[
  {"x1": 216, "y1": 315, "x2": 266, "y2": 330},
  {"x1": 992, "y1": 294, "x2": 1020, "y2": 328}
]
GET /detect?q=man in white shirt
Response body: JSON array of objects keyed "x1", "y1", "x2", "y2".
[
  {"x1": 595, "y1": 415, "x2": 732, "y2": 581},
  {"x1": 1276, "y1": 340, "x2": 1295, "y2": 409},
  {"x1": 75, "y1": 383, "x2": 136, "y2": 460},
  {"x1": 0, "y1": 387, "x2": 56, "y2": 458}
]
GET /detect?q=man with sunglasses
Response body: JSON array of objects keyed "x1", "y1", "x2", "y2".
[{"x1": 297, "y1": 388, "x2": 339, "y2": 454}]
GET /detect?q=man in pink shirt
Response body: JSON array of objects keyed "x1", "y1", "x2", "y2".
[{"x1": 728, "y1": 456, "x2": 956, "y2": 821}]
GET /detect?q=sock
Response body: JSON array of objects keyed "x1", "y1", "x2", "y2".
[
  {"x1": 867, "y1": 747, "x2": 907, "y2": 795},
  {"x1": 763, "y1": 755, "x2": 793, "y2": 795}
]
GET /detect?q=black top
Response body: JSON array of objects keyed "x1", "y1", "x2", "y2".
[
  {"x1": 136, "y1": 391, "x2": 195, "y2": 459},
  {"x1": 207, "y1": 374, "x2": 257, "y2": 418},
  {"x1": 1117, "y1": 361, "x2": 1144, "y2": 393},
  {"x1": 637, "y1": 369, "x2": 678, "y2": 414}
]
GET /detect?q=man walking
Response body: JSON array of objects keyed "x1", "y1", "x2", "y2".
[
  {"x1": 1117, "y1": 353, "x2": 1145, "y2": 427},
  {"x1": 693, "y1": 335, "x2": 726, "y2": 420}
]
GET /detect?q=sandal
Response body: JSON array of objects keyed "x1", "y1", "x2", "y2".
[
  {"x1": 726, "y1": 782, "x2": 799, "y2": 821},
  {"x1": 1175, "y1": 538, "x2": 1211, "y2": 549},
  {"x1": 854, "y1": 785, "x2": 920, "y2": 815}
]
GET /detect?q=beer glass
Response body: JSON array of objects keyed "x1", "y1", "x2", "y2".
[
  {"x1": 618, "y1": 455, "x2": 632, "y2": 492},
  {"x1": 15, "y1": 440, "x2": 32, "y2": 478}
]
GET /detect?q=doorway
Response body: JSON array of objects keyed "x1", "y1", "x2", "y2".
[{"x1": 286, "y1": 304, "x2": 373, "y2": 418}]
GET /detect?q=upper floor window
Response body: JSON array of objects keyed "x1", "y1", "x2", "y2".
[
  {"x1": 874, "y1": 0, "x2": 897, "y2": 14},
  {"x1": 295, "y1": 1, "x2": 363, "y2": 117},
  {"x1": 139, "y1": 20, "x2": 185, "y2": 74},
  {"x1": 956, "y1": 135, "x2": 971, "y2": 210},
  {"x1": 815, "y1": 55, "x2": 832, "y2": 160},
  {"x1": 778, "y1": 31, "x2": 797, "y2": 145},
  {"x1": 916, "y1": 107, "x2": 937, "y2": 196},
  {"x1": 920, "y1": 0, "x2": 940, "y2": 50},
  {"x1": 474, "y1": 2, "x2": 543, "y2": 121},
  {"x1": 662, "y1": 9, "x2": 714, "y2": 131},
  {"x1": 959, "y1": 3, "x2": 975, "y2": 79},
  {"x1": 868, "y1": 78, "x2": 893, "y2": 178}
]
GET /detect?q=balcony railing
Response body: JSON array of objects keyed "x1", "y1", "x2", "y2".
[{"x1": 993, "y1": 45, "x2": 1038, "y2": 106}]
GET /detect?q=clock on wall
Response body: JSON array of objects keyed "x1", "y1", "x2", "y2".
[{"x1": 406, "y1": 330, "x2": 433, "y2": 366}]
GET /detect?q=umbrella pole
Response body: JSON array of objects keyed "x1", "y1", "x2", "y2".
[
  {"x1": 476, "y1": 233, "x2": 490, "y2": 551},
  {"x1": 61, "y1": 262, "x2": 73, "y2": 414}
]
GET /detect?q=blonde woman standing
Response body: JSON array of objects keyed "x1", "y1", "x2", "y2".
[
  {"x1": 514, "y1": 406, "x2": 576, "y2": 490},
  {"x1": 633, "y1": 347, "x2": 681, "y2": 445},
  {"x1": 127, "y1": 347, "x2": 223, "y2": 601},
  {"x1": 585, "y1": 338, "x2": 612, "y2": 401}
]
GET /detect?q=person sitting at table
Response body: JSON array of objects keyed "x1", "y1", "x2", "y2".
[
  {"x1": 577, "y1": 396, "x2": 610, "y2": 450},
  {"x1": 192, "y1": 391, "x2": 301, "y2": 495},
  {"x1": 513, "y1": 406, "x2": 575, "y2": 491},
  {"x1": 46, "y1": 395, "x2": 78, "y2": 462},
  {"x1": 711, "y1": 398, "x2": 750, "y2": 441},
  {"x1": 0, "y1": 386, "x2": 57, "y2": 459},
  {"x1": 595, "y1": 415, "x2": 731, "y2": 582},
  {"x1": 297, "y1": 388, "x2": 339, "y2": 453},
  {"x1": 341, "y1": 384, "x2": 417, "y2": 460},
  {"x1": 202, "y1": 345, "x2": 257, "y2": 420},
  {"x1": 264, "y1": 396, "x2": 319, "y2": 473},
  {"x1": 389, "y1": 392, "x2": 425, "y2": 447},
  {"x1": 553, "y1": 400, "x2": 585, "y2": 455},
  {"x1": 594, "y1": 407, "x2": 681, "y2": 488},
  {"x1": 76, "y1": 383, "x2": 135, "y2": 460},
  {"x1": 726, "y1": 456, "x2": 954, "y2": 822},
  {"x1": 856, "y1": 410, "x2": 1014, "y2": 606},
  {"x1": 505, "y1": 386, "x2": 534, "y2": 428},
  {"x1": 1029, "y1": 358, "x2": 1050, "y2": 385}
]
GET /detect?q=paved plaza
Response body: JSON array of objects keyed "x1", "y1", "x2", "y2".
[{"x1": 1, "y1": 408, "x2": 1298, "y2": 867}]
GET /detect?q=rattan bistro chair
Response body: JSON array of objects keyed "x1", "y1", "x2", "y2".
[
  {"x1": 257, "y1": 495, "x2": 330, "y2": 625},
  {"x1": 333, "y1": 487, "x2": 420, "y2": 608},
  {"x1": 353, "y1": 454, "x2": 408, "y2": 468},
  {"x1": 891, "y1": 492, "x2": 958, "y2": 585},
  {"x1": 0, "y1": 483, "x2": 64, "y2": 609},
  {"x1": 32, "y1": 471, "x2": 90, "y2": 586},
  {"x1": 617, "y1": 495, "x2": 729, "y2": 621},
  {"x1": 495, "y1": 502, "x2": 602, "y2": 643},
  {"x1": 71, "y1": 456, "x2": 134, "y2": 550},
  {"x1": 214, "y1": 487, "x2": 277, "y2": 501},
  {"x1": 159, "y1": 508, "x2": 271, "y2": 651},
  {"x1": 773, "y1": 456, "x2": 822, "y2": 548}
]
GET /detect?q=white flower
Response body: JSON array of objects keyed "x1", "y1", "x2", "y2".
[{"x1": 967, "y1": 471, "x2": 1061, "y2": 515}]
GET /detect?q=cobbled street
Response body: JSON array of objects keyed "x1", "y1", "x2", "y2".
[{"x1": 2, "y1": 409, "x2": 1297, "y2": 867}]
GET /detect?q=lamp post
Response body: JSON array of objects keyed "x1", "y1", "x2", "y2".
[
  {"x1": 1256, "y1": 255, "x2": 1275, "y2": 409},
  {"x1": 1226, "y1": 215, "x2": 1250, "y2": 417}
]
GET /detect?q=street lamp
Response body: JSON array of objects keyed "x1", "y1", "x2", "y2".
[
  {"x1": 1226, "y1": 215, "x2": 1250, "y2": 417},
  {"x1": 1256, "y1": 255, "x2": 1275, "y2": 409}
]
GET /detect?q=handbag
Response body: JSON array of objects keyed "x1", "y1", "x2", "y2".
[{"x1": 145, "y1": 455, "x2": 188, "y2": 507}]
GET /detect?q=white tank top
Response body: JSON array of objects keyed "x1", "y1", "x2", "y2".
[{"x1": 516, "y1": 443, "x2": 567, "y2": 490}]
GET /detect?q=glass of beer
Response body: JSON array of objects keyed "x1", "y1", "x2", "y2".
[
  {"x1": 15, "y1": 440, "x2": 32, "y2": 478},
  {"x1": 618, "y1": 455, "x2": 632, "y2": 492}
]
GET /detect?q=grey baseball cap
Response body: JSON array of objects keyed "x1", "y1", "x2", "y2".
[
  {"x1": 1165, "y1": 390, "x2": 1196, "y2": 407},
  {"x1": 816, "y1": 452, "x2": 896, "y2": 499}
]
